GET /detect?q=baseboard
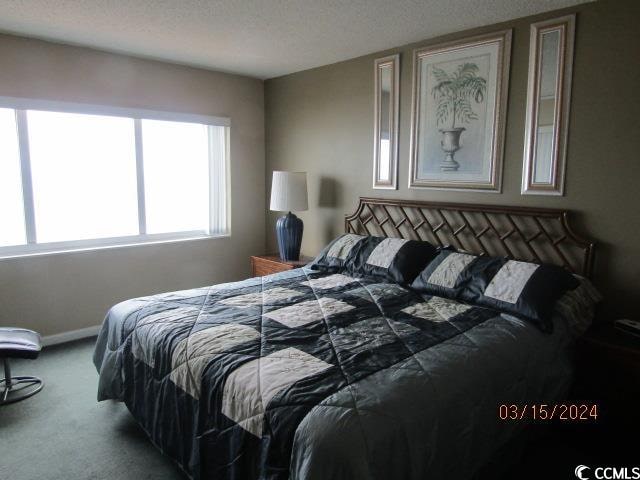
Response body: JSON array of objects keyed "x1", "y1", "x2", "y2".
[{"x1": 41, "y1": 325, "x2": 101, "y2": 347}]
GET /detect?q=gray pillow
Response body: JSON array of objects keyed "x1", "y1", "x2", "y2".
[
  {"x1": 553, "y1": 276, "x2": 602, "y2": 335},
  {"x1": 309, "y1": 234, "x2": 366, "y2": 273}
]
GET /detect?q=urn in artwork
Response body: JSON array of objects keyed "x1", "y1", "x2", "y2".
[{"x1": 439, "y1": 127, "x2": 465, "y2": 172}]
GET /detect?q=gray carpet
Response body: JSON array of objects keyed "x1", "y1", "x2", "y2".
[
  {"x1": 0, "y1": 337, "x2": 185, "y2": 480},
  {"x1": 4, "y1": 338, "x2": 627, "y2": 480}
]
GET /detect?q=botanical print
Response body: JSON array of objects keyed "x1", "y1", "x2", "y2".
[
  {"x1": 410, "y1": 31, "x2": 511, "y2": 190},
  {"x1": 431, "y1": 62, "x2": 487, "y2": 172}
]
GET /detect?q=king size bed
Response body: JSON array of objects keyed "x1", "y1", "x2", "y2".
[{"x1": 93, "y1": 198, "x2": 599, "y2": 480}]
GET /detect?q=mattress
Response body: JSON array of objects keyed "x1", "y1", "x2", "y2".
[{"x1": 93, "y1": 267, "x2": 575, "y2": 479}]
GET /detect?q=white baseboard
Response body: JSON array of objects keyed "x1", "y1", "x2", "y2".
[{"x1": 42, "y1": 325, "x2": 101, "y2": 347}]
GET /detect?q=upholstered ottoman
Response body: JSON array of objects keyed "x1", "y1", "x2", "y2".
[{"x1": 0, "y1": 328, "x2": 43, "y2": 405}]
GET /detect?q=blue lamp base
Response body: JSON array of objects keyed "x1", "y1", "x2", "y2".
[{"x1": 276, "y1": 212, "x2": 303, "y2": 261}]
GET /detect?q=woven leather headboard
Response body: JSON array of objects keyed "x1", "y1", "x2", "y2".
[{"x1": 345, "y1": 197, "x2": 596, "y2": 278}]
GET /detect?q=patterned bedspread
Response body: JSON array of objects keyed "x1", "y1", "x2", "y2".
[{"x1": 93, "y1": 267, "x2": 574, "y2": 480}]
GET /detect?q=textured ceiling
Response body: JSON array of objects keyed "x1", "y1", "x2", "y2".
[{"x1": 0, "y1": 0, "x2": 593, "y2": 79}]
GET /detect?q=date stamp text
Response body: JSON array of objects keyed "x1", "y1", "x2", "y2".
[{"x1": 498, "y1": 403, "x2": 599, "y2": 421}]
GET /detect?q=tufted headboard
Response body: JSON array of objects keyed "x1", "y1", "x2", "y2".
[{"x1": 345, "y1": 197, "x2": 596, "y2": 278}]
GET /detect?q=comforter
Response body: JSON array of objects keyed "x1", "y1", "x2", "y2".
[{"x1": 93, "y1": 267, "x2": 574, "y2": 479}]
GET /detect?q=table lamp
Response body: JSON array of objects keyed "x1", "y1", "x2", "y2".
[{"x1": 269, "y1": 171, "x2": 308, "y2": 261}]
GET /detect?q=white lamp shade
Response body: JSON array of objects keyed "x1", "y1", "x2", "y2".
[{"x1": 270, "y1": 171, "x2": 308, "y2": 212}]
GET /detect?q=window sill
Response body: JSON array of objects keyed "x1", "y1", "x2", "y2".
[{"x1": 0, "y1": 231, "x2": 230, "y2": 261}]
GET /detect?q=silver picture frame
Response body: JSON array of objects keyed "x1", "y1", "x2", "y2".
[
  {"x1": 373, "y1": 54, "x2": 399, "y2": 189},
  {"x1": 522, "y1": 15, "x2": 575, "y2": 196},
  {"x1": 409, "y1": 30, "x2": 511, "y2": 191}
]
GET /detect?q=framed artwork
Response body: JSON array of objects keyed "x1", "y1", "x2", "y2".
[
  {"x1": 521, "y1": 15, "x2": 575, "y2": 196},
  {"x1": 373, "y1": 54, "x2": 400, "y2": 189},
  {"x1": 409, "y1": 30, "x2": 512, "y2": 191}
]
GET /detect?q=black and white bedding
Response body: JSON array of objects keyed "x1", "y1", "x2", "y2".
[{"x1": 93, "y1": 264, "x2": 585, "y2": 480}]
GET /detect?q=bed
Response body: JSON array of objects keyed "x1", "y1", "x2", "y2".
[{"x1": 93, "y1": 198, "x2": 597, "y2": 480}]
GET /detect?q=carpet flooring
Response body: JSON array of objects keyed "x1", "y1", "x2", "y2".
[
  {"x1": 0, "y1": 337, "x2": 185, "y2": 480},
  {"x1": 1, "y1": 337, "x2": 635, "y2": 480}
]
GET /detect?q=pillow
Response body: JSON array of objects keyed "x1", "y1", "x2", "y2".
[
  {"x1": 460, "y1": 257, "x2": 579, "y2": 331},
  {"x1": 309, "y1": 233, "x2": 367, "y2": 273},
  {"x1": 410, "y1": 248, "x2": 478, "y2": 300},
  {"x1": 553, "y1": 276, "x2": 602, "y2": 336},
  {"x1": 411, "y1": 248, "x2": 580, "y2": 331},
  {"x1": 345, "y1": 236, "x2": 438, "y2": 285}
]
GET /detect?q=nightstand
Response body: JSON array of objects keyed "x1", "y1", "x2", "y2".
[
  {"x1": 574, "y1": 322, "x2": 640, "y2": 427},
  {"x1": 250, "y1": 254, "x2": 312, "y2": 277}
]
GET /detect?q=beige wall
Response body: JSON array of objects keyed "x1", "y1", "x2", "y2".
[
  {"x1": 265, "y1": 0, "x2": 640, "y2": 319},
  {"x1": 0, "y1": 34, "x2": 265, "y2": 337}
]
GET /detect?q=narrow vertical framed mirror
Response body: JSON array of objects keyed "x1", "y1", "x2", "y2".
[
  {"x1": 373, "y1": 54, "x2": 399, "y2": 189},
  {"x1": 522, "y1": 14, "x2": 575, "y2": 195}
]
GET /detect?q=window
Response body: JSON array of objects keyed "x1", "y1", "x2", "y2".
[
  {"x1": 141, "y1": 119, "x2": 210, "y2": 234},
  {"x1": 28, "y1": 111, "x2": 139, "y2": 243},
  {"x1": 0, "y1": 99, "x2": 229, "y2": 258},
  {"x1": 0, "y1": 108, "x2": 26, "y2": 247}
]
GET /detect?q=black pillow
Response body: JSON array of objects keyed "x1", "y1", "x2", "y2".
[
  {"x1": 410, "y1": 248, "x2": 478, "y2": 300},
  {"x1": 345, "y1": 236, "x2": 438, "y2": 285},
  {"x1": 309, "y1": 233, "x2": 367, "y2": 273},
  {"x1": 411, "y1": 249, "x2": 579, "y2": 331},
  {"x1": 459, "y1": 256, "x2": 579, "y2": 332}
]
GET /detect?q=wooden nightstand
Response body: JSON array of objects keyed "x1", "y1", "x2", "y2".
[
  {"x1": 250, "y1": 254, "x2": 312, "y2": 277},
  {"x1": 574, "y1": 322, "x2": 640, "y2": 427}
]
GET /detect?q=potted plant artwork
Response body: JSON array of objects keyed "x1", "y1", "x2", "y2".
[
  {"x1": 431, "y1": 63, "x2": 487, "y2": 171},
  {"x1": 410, "y1": 30, "x2": 511, "y2": 190}
]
